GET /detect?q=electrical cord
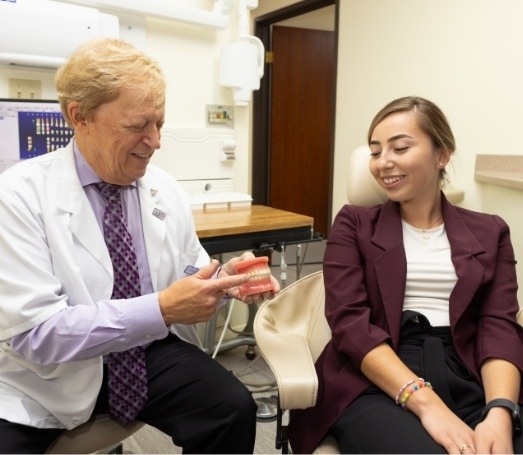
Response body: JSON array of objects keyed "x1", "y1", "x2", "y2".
[
  {"x1": 212, "y1": 302, "x2": 276, "y2": 389},
  {"x1": 211, "y1": 299, "x2": 235, "y2": 359}
]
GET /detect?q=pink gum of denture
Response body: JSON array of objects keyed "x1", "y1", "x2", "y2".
[{"x1": 234, "y1": 257, "x2": 274, "y2": 297}]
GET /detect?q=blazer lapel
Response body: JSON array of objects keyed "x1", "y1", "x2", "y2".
[
  {"x1": 371, "y1": 201, "x2": 407, "y2": 346},
  {"x1": 137, "y1": 178, "x2": 167, "y2": 291},
  {"x1": 441, "y1": 197, "x2": 486, "y2": 325}
]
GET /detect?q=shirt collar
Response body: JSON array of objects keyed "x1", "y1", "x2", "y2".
[{"x1": 73, "y1": 139, "x2": 137, "y2": 189}]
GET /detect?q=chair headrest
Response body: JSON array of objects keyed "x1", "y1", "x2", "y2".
[{"x1": 346, "y1": 145, "x2": 388, "y2": 206}]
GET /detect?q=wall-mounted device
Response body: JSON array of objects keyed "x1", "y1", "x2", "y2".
[
  {"x1": 0, "y1": 0, "x2": 119, "y2": 69},
  {"x1": 219, "y1": 0, "x2": 264, "y2": 106},
  {"x1": 219, "y1": 35, "x2": 264, "y2": 106}
]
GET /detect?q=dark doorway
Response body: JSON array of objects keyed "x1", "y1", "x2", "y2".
[
  {"x1": 253, "y1": 0, "x2": 338, "y2": 238},
  {"x1": 269, "y1": 25, "x2": 334, "y2": 236}
]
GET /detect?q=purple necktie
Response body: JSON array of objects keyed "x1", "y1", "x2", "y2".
[{"x1": 95, "y1": 182, "x2": 148, "y2": 424}]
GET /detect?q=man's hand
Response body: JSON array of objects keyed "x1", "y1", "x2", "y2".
[
  {"x1": 158, "y1": 260, "x2": 248, "y2": 325},
  {"x1": 219, "y1": 252, "x2": 281, "y2": 304}
]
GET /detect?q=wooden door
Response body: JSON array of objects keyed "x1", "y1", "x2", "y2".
[{"x1": 269, "y1": 26, "x2": 335, "y2": 237}]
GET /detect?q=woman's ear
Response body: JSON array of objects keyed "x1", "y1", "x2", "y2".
[{"x1": 437, "y1": 148, "x2": 451, "y2": 169}]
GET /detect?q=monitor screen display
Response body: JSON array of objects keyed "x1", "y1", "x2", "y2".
[{"x1": 0, "y1": 98, "x2": 74, "y2": 174}]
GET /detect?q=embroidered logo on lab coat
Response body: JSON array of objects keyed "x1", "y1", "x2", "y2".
[
  {"x1": 152, "y1": 208, "x2": 166, "y2": 220},
  {"x1": 150, "y1": 189, "x2": 158, "y2": 197}
]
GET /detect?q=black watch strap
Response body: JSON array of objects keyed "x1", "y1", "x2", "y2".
[{"x1": 481, "y1": 398, "x2": 521, "y2": 436}]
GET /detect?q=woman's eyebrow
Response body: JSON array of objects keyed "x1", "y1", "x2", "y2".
[
  {"x1": 387, "y1": 134, "x2": 413, "y2": 143},
  {"x1": 370, "y1": 134, "x2": 413, "y2": 146}
]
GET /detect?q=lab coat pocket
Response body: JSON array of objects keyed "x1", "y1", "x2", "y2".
[{"x1": 0, "y1": 341, "x2": 58, "y2": 378}]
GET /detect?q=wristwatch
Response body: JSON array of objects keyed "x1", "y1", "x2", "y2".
[{"x1": 481, "y1": 398, "x2": 521, "y2": 436}]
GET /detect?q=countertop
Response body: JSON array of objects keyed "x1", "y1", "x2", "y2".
[{"x1": 475, "y1": 155, "x2": 523, "y2": 191}]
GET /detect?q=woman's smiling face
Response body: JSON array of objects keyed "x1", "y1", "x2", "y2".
[
  {"x1": 368, "y1": 110, "x2": 447, "y2": 204},
  {"x1": 79, "y1": 88, "x2": 165, "y2": 185}
]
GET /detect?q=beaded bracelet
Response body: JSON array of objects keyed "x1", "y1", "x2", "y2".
[
  {"x1": 399, "y1": 379, "x2": 433, "y2": 410},
  {"x1": 395, "y1": 378, "x2": 423, "y2": 405}
]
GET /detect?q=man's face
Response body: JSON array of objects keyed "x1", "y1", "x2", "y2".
[{"x1": 80, "y1": 89, "x2": 165, "y2": 185}]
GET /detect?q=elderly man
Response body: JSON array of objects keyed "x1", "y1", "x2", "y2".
[{"x1": 0, "y1": 38, "x2": 279, "y2": 454}]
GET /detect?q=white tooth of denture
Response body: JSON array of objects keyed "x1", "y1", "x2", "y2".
[{"x1": 247, "y1": 267, "x2": 271, "y2": 281}]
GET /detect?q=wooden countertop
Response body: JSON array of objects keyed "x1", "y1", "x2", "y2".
[{"x1": 193, "y1": 204, "x2": 314, "y2": 239}]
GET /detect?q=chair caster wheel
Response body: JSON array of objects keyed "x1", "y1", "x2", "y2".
[{"x1": 245, "y1": 346, "x2": 256, "y2": 360}]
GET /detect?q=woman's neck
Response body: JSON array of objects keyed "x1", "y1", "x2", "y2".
[{"x1": 399, "y1": 194, "x2": 443, "y2": 230}]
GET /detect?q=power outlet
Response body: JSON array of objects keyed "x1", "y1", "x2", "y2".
[{"x1": 8, "y1": 78, "x2": 42, "y2": 99}]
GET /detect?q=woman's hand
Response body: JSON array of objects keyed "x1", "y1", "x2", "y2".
[
  {"x1": 360, "y1": 344, "x2": 476, "y2": 454},
  {"x1": 473, "y1": 408, "x2": 514, "y2": 454},
  {"x1": 413, "y1": 393, "x2": 476, "y2": 454}
]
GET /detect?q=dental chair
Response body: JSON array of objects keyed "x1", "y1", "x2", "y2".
[
  {"x1": 45, "y1": 414, "x2": 144, "y2": 454},
  {"x1": 253, "y1": 145, "x2": 386, "y2": 454},
  {"x1": 253, "y1": 145, "x2": 521, "y2": 453}
]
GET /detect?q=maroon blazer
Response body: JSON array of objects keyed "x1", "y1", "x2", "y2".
[{"x1": 289, "y1": 194, "x2": 523, "y2": 453}]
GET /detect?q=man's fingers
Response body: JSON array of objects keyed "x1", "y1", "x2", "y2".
[
  {"x1": 214, "y1": 274, "x2": 248, "y2": 292},
  {"x1": 194, "y1": 259, "x2": 220, "y2": 279}
]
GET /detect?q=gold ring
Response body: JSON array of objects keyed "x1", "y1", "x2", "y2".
[{"x1": 459, "y1": 444, "x2": 471, "y2": 454}]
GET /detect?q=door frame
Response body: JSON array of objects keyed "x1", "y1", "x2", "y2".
[{"x1": 252, "y1": 0, "x2": 339, "y2": 232}]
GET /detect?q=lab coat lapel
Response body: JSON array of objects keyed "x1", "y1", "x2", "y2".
[
  {"x1": 137, "y1": 178, "x2": 166, "y2": 291},
  {"x1": 371, "y1": 201, "x2": 406, "y2": 347},
  {"x1": 54, "y1": 147, "x2": 113, "y2": 276},
  {"x1": 441, "y1": 197, "x2": 485, "y2": 325}
]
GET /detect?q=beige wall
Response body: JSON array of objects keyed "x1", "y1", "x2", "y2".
[
  {"x1": 0, "y1": 0, "x2": 252, "y2": 194},
  {"x1": 335, "y1": 0, "x2": 523, "y2": 215}
]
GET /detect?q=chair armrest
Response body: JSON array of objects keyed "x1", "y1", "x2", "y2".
[{"x1": 255, "y1": 314, "x2": 318, "y2": 410}]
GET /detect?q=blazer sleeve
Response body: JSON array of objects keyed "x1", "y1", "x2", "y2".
[
  {"x1": 323, "y1": 204, "x2": 392, "y2": 368},
  {"x1": 474, "y1": 214, "x2": 523, "y2": 373}
]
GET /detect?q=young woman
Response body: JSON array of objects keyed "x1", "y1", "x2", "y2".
[{"x1": 288, "y1": 96, "x2": 523, "y2": 454}]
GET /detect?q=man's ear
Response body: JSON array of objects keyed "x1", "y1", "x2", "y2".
[{"x1": 67, "y1": 101, "x2": 87, "y2": 132}]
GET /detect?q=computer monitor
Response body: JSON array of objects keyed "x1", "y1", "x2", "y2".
[{"x1": 0, "y1": 98, "x2": 74, "y2": 174}]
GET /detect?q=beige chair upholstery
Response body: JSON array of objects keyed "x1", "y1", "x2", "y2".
[
  {"x1": 346, "y1": 145, "x2": 388, "y2": 206},
  {"x1": 254, "y1": 145, "x2": 520, "y2": 453},
  {"x1": 45, "y1": 414, "x2": 144, "y2": 454},
  {"x1": 254, "y1": 271, "x2": 332, "y2": 453}
]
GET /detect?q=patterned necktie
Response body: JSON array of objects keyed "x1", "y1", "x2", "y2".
[{"x1": 95, "y1": 182, "x2": 148, "y2": 424}]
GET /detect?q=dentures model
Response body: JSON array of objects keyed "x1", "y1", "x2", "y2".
[{"x1": 234, "y1": 257, "x2": 274, "y2": 298}]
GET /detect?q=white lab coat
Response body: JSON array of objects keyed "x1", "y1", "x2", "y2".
[{"x1": 0, "y1": 143, "x2": 210, "y2": 429}]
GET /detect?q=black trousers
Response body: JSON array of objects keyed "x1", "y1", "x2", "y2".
[
  {"x1": 330, "y1": 312, "x2": 523, "y2": 454},
  {"x1": 0, "y1": 333, "x2": 257, "y2": 454}
]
